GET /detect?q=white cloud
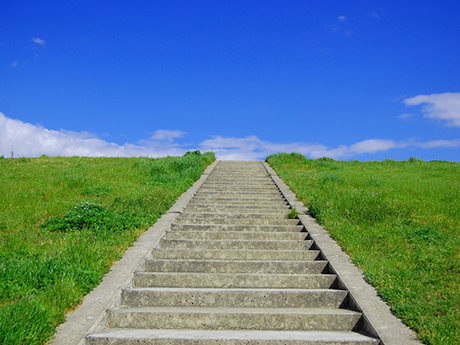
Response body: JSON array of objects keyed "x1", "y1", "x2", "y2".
[
  {"x1": 369, "y1": 12, "x2": 380, "y2": 20},
  {"x1": 198, "y1": 136, "x2": 405, "y2": 160},
  {"x1": 404, "y1": 92, "x2": 460, "y2": 128},
  {"x1": 0, "y1": 113, "x2": 189, "y2": 158},
  {"x1": 199, "y1": 135, "x2": 328, "y2": 160},
  {"x1": 150, "y1": 129, "x2": 185, "y2": 142},
  {"x1": 337, "y1": 16, "x2": 346, "y2": 22},
  {"x1": 200, "y1": 135, "x2": 460, "y2": 161},
  {"x1": 414, "y1": 139, "x2": 460, "y2": 149},
  {"x1": 398, "y1": 113, "x2": 415, "y2": 119},
  {"x1": 1, "y1": 113, "x2": 459, "y2": 160},
  {"x1": 32, "y1": 38, "x2": 46, "y2": 46},
  {"x1": 11, "y1": 61, "x2": 19, "y2": 68}
]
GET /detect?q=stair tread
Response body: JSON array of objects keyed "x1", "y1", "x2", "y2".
[
  {"x1": 87, "y1": 329, "x2": 379, "y2": 343},
  {"x1": 110, "y1": 306, "x2": 361, "y2": 315},
  {"x1": 124, "y1": 287, "x2": 344, "y2": 293}
]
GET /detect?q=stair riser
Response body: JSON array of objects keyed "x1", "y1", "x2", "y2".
[
  {"x1": 159, "y1": 239, "x2": 312, "y2": 250},
  {"x1": 106, "y1": 310, "x2": 361, "y2": 331},
  {"x1": 170, "y1": 224, "x2": 304, "y2": 232},
  {"x1": 182, "y1": 209, "x2": 290, "y2": 215},
  {"x1": 151, "y1": 249, "x2": 319, "y2": 261},
  {"x1": 177, "y1": 213, "x2": 289, "y2": 220},
  {"x1": 121, "y1": 289, "x2": 347, "y2": 309},
  {"x1": 184, "y1": 205, "x2": 290, "y2": 211},
  {"x1": 134, "y1": 273, "x2": 336, "y2": 289},
  {"x1": 195, "y1": 189, "x2": 281, "y2": 198},
  {"x1": 87, "y1": 337, "x2": 379, "y2": 345},
  {"x1": 202, "y1": 183, "x2": 276, "y2": 187},
  {"x1": 164, "y1": 232, "x2": 307, "y2": 241},
  {"x1": 144, "y1": 260, "x2": 326, "y2": 274},
  {"x1": 197, "y1": 190, "x2": 280, "y2": 194},
  {"x1": 173, "y1": 219, "x2": 299, "y2": 225},
  {"x1": 187, "y1": 201, "x2": 288, "y2": 207}
]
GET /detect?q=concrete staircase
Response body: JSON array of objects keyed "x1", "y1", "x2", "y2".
[{"x1": 86, "y1": 161, "x2": 380, "y2": 344}]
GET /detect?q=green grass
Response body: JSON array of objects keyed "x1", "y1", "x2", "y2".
[
  {"x1": 267, "y1": 153, "x2": 460, "y2": 345},
  {"x1": 0, "y1": 151, "x2": 215, "y2": 345}
]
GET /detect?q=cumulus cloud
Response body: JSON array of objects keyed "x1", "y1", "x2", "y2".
[
  {"x1": 199, "y1": 136, "x2": 407, "y2": 160},
  {"x1": 200, "y1": 135, "x2": 460, "y2": 161},
  {"x1": 1, "y1": 113, "x2": 459, "y2": 160},
  {"x1": 32, "y1": 37, "x2": 46, "y2": 46},
  {"x1": 404, "y1": 92, "x2": 460, "y2": 127},
  {"x1": 199, "y1": 135, "x2": 327, "y2": 160},
  {"x1": 0, "y1": 113, "x2": 189, "y2": 158}
]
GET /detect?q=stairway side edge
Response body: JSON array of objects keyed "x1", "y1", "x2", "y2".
[
  {"x1": 49, "y1": 160, "x2": 218, "y2": 345},
  {"x1": 262, "y1": 161, "x2": 420, "y2": 345}
]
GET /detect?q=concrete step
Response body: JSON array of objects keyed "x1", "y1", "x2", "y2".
[
  {"x1": 185, "y1": 204, "x2": 290, "y2": 210},
  {"x1": 121, "y1": 287, "x2": 348, "y2": 309},
  {"x1": 173, "y1": 218, "x2": 300, "y2": 225},
  {"x1": 195, "y1": 184, "x2": 279, "y2": 189},
  {"x1": 184, "y1": 204, "x2": 290, "y2": 211},
  {"x1": 202, "y1": 181, "x2": 275, "y2": 186},
  {"x1": 151, "y1": 249, "x2": 320, "y2": 261},
  {"x1": 189, "y1": 195, "x2": 286, "y2": 201},
  {"x1": 182, "y1": 208, "x2": 290, "y2": 214},
  {"x1": 80, "y1": 160, "x2": 383, "y2": 345},
  {"x1": 159, "y1": 239, "x2": 313, "y2": 250},
  {"x1": 170, "y1": 223, "x2": 305, "y2": 232},
  {"x1": 187, "y1": 198, "x2": 288, "y2": 206},
  {"x1": 134, "y1": 272, "x2": 337, "y2": 289},
  {"x1": 177, "y1": 212, "x2": 290, "y2": 220},
  {"x1": 144, "y1": 259, "x2": 327, "y2": 274},
  {"x1": 106, "y1": 306, "x2": 362, "y2": 331},
  {"x1": 194, "y1": 190, "x2": 281, "y2": 196},
  {"x1": 86, "y1": 329, "x2": 380, "y2": 345},
  {"x1": 164, "y1": 231, "x2": 307, "y2": 241},
  {"x1": 204, "y1": 179, "x2": 274, "y2": 184}
]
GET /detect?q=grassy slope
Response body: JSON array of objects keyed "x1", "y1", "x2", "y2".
[
  {"x1": 0, "y1": 152, "x2": 215, "y2": 345},
  {"x1": 267, "y1": 153, "x2": 460, "y2": 345}
]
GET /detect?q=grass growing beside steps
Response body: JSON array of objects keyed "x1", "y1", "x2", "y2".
[
  {"x1": 267, "y1": 153, "x2": 460, "y2": 345},
  {"x1": 0, "y1": 151, "x2": 215, "y2": 345}
]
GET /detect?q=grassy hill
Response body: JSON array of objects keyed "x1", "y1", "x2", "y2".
[
  {"x1": 267, "y1": 153, "x2": 460, "y2": 345},
  {"x1": 0, "y1": 152, "x2": 215, "y2": 344}
]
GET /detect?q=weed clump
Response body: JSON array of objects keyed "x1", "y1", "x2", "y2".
[{"x1": 41, "y1": 202, "x2": 140, "y2": 234}]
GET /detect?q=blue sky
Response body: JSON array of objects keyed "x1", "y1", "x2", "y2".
[{"x1": 1, "y1": 0, "x2": 459, "y2": 161}]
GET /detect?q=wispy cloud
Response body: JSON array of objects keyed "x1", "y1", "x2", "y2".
[
  {"x1": 330, "y1": 15, "x2": 351, "y2": 36},
  {"x1": 150, "y1": 129, "x2": 185, "y2": 142},
  {"x1": 398, "y1": 113, "x2": 415, "y2": 119},
  {"x1": 414, "y1": 138, "x2": 460, "y2": 149},
  {"x1": 11, "y1": 61, "x2": 19, "y2": 68},
  {"x1": 404, "y1": 92, "x2": 460, "y2": 128},
  {"x1": 369, "y1": 12, "x2": 380, "y2": 20},
  {"x1": 32, "y1": 37, "x2": 46, "y2": 46}
]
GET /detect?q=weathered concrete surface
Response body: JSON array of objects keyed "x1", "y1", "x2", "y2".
[{"x1": 86, "y1": 329, "x2": 380, "y2": 345}]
